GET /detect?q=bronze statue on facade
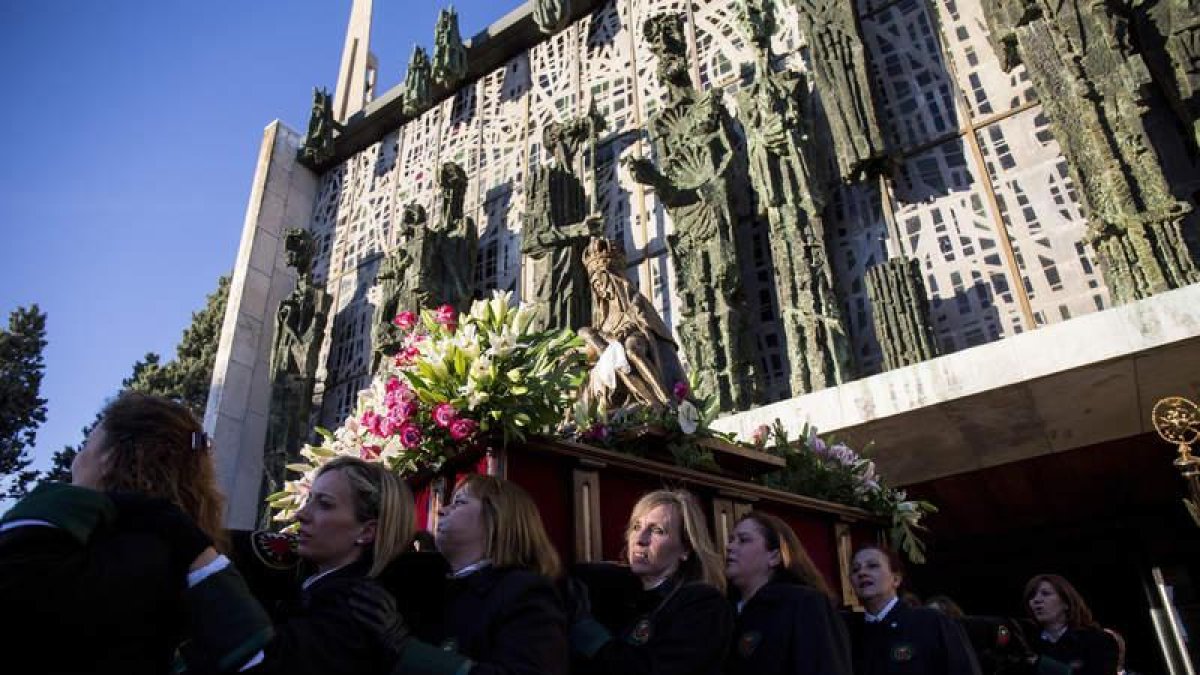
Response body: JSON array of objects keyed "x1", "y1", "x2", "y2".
[
  {"x1": 578, "y1": 237, "x2": 686, "y2": 415},
  {"x1": 736, "y1": 0, "x2": 852, "y2": 395},
  {"x1": 984, "y1": 0, "x2": 1199, "y2": 304},
  {"x1": 522, "y1": 113, "x2": 605, "y2": 331},
  {"x1": 402, "y1": 45, "x2": 433, "y2": 116},
  {"x1": 298, "y1": 88, "x2": 338, "y2": 166},
  {"x1": 263, "y1": 229, "x2": 330, "y2": 518},
  {"x1": 371, "y1": 203, "x2": 426, "y2": 373},
  {"x1": 533, "y1": 0, "x2": 572, "y2": 34},
  {"x1": 432, "y1": 7, "x2": 468, "y2": 89},
  {"x1": 791, "y1": 0, "x2": 887, "y2": 180},
  {"x1": 423, "y1": 162, "x2": 478, "y2": 311},
  {"x1": 624, "y1": 13, "x2": 760, "y2": 412}
]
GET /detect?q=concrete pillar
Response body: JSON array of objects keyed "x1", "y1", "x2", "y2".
[{"x1": 204, "y1": 121, "x2": 318, "y2": 529}]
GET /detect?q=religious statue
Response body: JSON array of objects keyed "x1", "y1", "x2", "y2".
[
  {"x1": 522, "y1": 111, "x2": 606, "y2": 331},
  {"x1": 735, "y1": 0, "x2": 852, "y2": 395},
  {"x1": 298, "y1": 88, "x2": 338, "y2": 166},
  {"x1": 984, "y1": 0, "x2": 1199, "y2": 304},
  {"x1": 371, "y1": 203, "x2": 426, "y2": 373},
  {"x1": 432, "y1": 7, "x2": 468, "y2": 89},
  {"x1": 578, "y1": 238, "x2": 687, "y2": 415},
  {"x1": 1134, "y1": 0, "x2": 1200, "y2": 152},
  {"x1": 262, "y1": 229, "x2": 330, "y2": 522},
  {"x1": 421, "y1": 162, "x2": 478, "y2": 311},
  {"x1": 533, "y1": 0, "x2": 571, "y2": 34},
  {"x1": 623, "y1": 13, "x2": 760, "y2": 411},
  {"x1": 402, "y1": 45, "x2": 433, "y2": 116},
  {"x1": 791, "y1": 0, "x2": 886, "y2": 180}
]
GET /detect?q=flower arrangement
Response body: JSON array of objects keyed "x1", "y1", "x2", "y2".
[
  {"x1": 565, "y1": 378, "x2": 729, "y2": 470},
  {"x1": 267, "y1": 291, "x2": 587, "y2": 522},
  {"x1": 754, "y1": 420, "x2": 937, "y2": 563}
]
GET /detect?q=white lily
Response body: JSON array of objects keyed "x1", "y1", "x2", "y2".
[{"x1": 677, "y1": 400, "x2": 700, "y2": 434}]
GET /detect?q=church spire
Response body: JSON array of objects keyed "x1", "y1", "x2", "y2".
[{"x1": 333, "y1": 0, "x2": 377, "y2": 123}]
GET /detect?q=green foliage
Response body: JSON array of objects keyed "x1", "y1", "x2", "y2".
[
  {"x1": 754, "y1": 421, "x2": 936, "y2": 564},
  {"x1": 0, "y1": 305, "x2": 48, "y2": 498}
]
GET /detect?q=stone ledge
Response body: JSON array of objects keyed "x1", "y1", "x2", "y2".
[{"x1": 711, "y1": 283, "x2": 1200, "y2": 485}]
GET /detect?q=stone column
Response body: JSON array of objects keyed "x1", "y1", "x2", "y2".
[{"x1": 204, "y1": 121, "x2": 318, "y2": 529}]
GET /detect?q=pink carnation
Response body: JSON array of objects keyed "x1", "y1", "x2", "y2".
[
  {"x1": 361, "y1": 410, "x2": 383, "y2": 436},
  {"x1": 449, "y1": 417, "x2": 479, "y2": 441},
  {"x1": 385, "y1": 377, "x2": 404, "y2": 393},
  {"x1": 672, "y1": 380, "x2": 690, "y2": 401},
  {"x1": 398, "y1": 422, "x2": 423, "y2": 449},
  {"x1": 751, "y1": 424, "x2": 770, "y2": 446},
  {"x1": 434, "y1": 304, "x2": 457, "y2": 331},
  {"x1": 432, "y1": 403, "x2": 458, "y2": 428},
  {"x1": 389, "y1": 400, "x2": 419, "y2": 422},
  {"x1": 378, "y1": 417, "x2": 395, "y2": 437},
  {"x1": 393, "y1": 311, "x2": 418, "y2": 330}
]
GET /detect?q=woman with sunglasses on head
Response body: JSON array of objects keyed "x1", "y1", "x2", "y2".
[
  {"x1": 847, "y1": 543, "x2": 980, "y2": 675},
  {"x1": 0, "y1": 392, "x2": 272, "y2": 674},
  {"x1": 567, "y1": 488, "x2": 733, "y2": 675},
  {"x1": 724, "y1": 511, "x2": 851, "y2": 675}
]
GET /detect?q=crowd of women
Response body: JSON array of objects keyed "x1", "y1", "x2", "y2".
[{"x1": 0, "y1": 393, "x2": 1125, "y2": 674}]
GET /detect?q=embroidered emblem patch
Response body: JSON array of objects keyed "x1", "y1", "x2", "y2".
[
  {"x1": 251, "y1": 530, "x2": 299, "y2": 569},
  {"x1": 890, "y1": 643, "x2": 914, "y2": 662},
  {"x1": 737, "y1": 631, "x2": 762, "y2": 657},
  {"x1": 629, "y1": 618, "x2": 654, "y2": 645},
  {"x1": 996, "y1": 625, "x2": 1011, "y2": 648}
]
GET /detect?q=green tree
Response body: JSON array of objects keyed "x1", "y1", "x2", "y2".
[{"x1": 0, "y1": 305, "x2": 49, "y2": 498}]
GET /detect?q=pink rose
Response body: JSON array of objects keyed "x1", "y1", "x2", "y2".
[
  {"x1": 360, "y1": 445, "x2": 381, "y2": 461},
  {"x1": 673, "y1": 380, "x2": 690, "y2": 401},
  {"x1": 398, "y1": 423, "x2": 423, "y2": 449},
  {"x1": 393, "y1": 311, "x2": 418, "y2": 330},
  {"x1": 432, "y1": 403, "x2": 458, "y2": 428},
  {"x1": 449, "y1": 417, "x2": 478, "y2": 441}
]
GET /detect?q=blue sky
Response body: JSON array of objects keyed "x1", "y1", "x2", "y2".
[{"x1": 0, "y1": 0, "x2": 505, "y2": 478}]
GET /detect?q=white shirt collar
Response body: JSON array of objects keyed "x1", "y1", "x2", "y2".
[
  {"x1": 1041, "y1": 625, "x2": 1069, "y2": 643},
  {"x1": 450, "y1": 559, "x2": 492, "y2": 578},
  {"x1": 303, "y1": 562, "x2": 352, "y2": 591},
  {"x1": 864, "y1": 596, "x2": 900, "y2": 623}
]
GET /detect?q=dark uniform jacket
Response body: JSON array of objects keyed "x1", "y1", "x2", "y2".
[
  {"x1": 1030, "y1": 626, "x2": 1118, "y2": 675},
  {"x1": 574, "y1": 565, "x2": 734, "y2": 675},
  {"x1": 846, "y1": 601, "x2": 983, "y2": 675},
  {"x1": 726, "y1": 581, "x2": 852, "y2": 675},
  {"x1": 409, "y1": 563, "x2": 569, "y2": 675},
  {"x1": 1, "y1": 485, "x2": 271, "y2": 675},
  {"x1": 251, "y1": 556, "x2": 395, "y2": 675}
]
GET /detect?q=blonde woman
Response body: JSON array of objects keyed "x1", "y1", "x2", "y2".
[
  {"x1": 569, "y1": 489, "x2": 733, "y2": 675},
  {"x1": 245, "y1": 456, "x2": 416, "y2": 675},
  {"x1": 383, "y1": 473, "x2": 568, "y2": 675}
]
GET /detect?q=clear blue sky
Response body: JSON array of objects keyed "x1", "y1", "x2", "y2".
[{"x1": 0, "y1": 1, "x2": 505, "y2": 479}]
